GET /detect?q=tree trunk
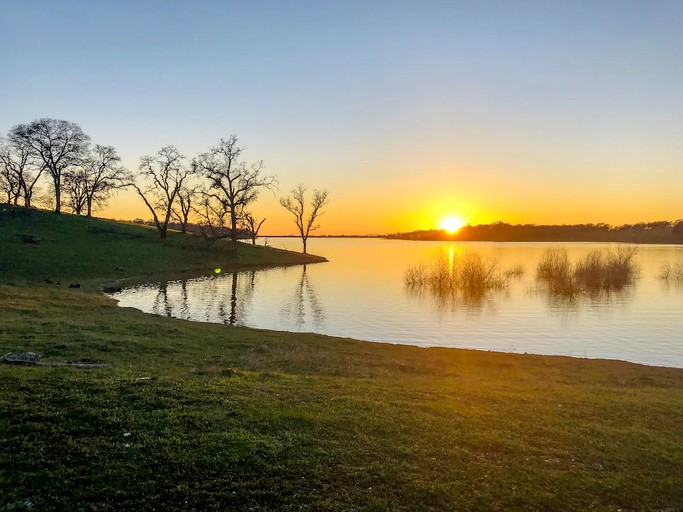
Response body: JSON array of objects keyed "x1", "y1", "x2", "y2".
[
  {"x1": 54, "y1": 177, "x2": 61, "y2": 213},
  {"x1": 87, "y1": 197, "x2": 93, "y2": 217},
  {"x1": 160, "y1": 226, "x2": 167, "y2": 239},
  {"x1": 251, "y1": 236, "x2": 256, "y2": 245},
  {"x1": 231, "y1": 213, "x2": 238, "y2": 243},
  {"x1": 302, "y1": 237, "x2": 307, "y2": 254}
]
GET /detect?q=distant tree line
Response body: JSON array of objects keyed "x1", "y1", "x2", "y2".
[
  {"x1": 387, "y1": 220, "x2": 683, "y2": 244},
  {"x1": 1, "y1": 118, "x2": 329, "y2": 249}
]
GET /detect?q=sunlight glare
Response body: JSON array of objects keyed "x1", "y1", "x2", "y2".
[{"x1": 439, "y1": 215, "x2": 466, "y2": 233}]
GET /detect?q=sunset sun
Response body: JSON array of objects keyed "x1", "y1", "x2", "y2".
[{"x1": 438, "y1": 215, "x2": 466, "y2": 233}]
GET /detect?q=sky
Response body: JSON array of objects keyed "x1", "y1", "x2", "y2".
[{"x1": 2, "y1": 0, "x2": 683, "y2": 235}]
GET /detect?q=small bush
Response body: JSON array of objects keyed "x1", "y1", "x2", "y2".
[
  {"x1": 659, "y1": 261, "x2": 683, "y2": 281},
  {"x1": 537, "y1": 246, "x2": 638, "y2": 294},
  {"x1": 536, "y1": 248, "x2": 576, "y2": 293},
  {"x1": 405, "y1": 250, "x2": 521, "y2": 292}
]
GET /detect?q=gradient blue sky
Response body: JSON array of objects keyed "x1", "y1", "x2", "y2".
[{"x1": 2, "y1": 1, "x2": 682, "y2": 234}]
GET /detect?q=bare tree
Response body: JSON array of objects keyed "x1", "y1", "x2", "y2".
[
  {"x1": 8, "y1": 119, "x2": 90, "y2": 213},
  {"x1": 194, "y1": 192, "x2": 231, "y2": 248},
  {"x1": 0, "y1": 137, "x2": 43, "y2": 207},
  {"x1": 81, "y1": 145, "x2": 128, "y2": 217},
  {"x1": 63, "y1": 167, "x2": 89, "y2": 214},
  {"x1": 241, "y1": 209, "x2": 266, "y2": 245},
  {"x1": 128, "y1": 146, "x2": 195, "y2": 239},
  {"x1": 172, "y1": 183, "x2": 200, "y2": 233},
  {"x1": 0, "y1": 153, "x2": 21, "y2": 205},
  {"x1": 193, "y1": 135, "x2": 276, "y2": 243},
  {"x1": 280, "y1": 184, "x2": 329, "y2": 254}
]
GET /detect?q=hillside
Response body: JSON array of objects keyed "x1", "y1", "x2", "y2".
[{"x1": 0, "y1": 205, "x2": 325, "y2": 287}]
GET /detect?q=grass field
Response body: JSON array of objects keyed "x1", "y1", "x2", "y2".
[{"x1": 1, "y1": 206, "x2": 682, "y2": 511}]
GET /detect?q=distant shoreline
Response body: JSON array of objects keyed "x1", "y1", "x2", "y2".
[
  {"x1": 383, "y1": 221, "x2": 683, "y2": 245},
  {"x1": 266, "y1": 221, "x2": 683, "y2": 243}
]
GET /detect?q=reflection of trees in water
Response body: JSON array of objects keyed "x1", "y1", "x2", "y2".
[
  {"x1": 531, "y1": 282, "x2": 635, "y2": 316},
  {"x1": 150, "y1": 271, "x2": 258, "y2": 325},
  {"x1": 404, "y1": 282, "x2": 507, "y2": 316},
  {"x1": 146, "y1": 267, "x2": 325, "y2": 328},
  {"x1": 216, "y1": 271, "x2": 257, "y2": 326},
  {"x1": 280, "y1": 265, "x2": 325, "y2": 328},
  {"x1": 152, "y1": 281, "x2": 173, "y2": 317}
]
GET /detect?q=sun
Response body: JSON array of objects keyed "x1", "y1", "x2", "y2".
[{"x1": 438, "y1": 215, "x2": 466, "y2": 233}]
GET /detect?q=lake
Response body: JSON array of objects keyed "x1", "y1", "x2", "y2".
[{"x1": 108, "y1": 238, "x2": 683, "y2": 368}]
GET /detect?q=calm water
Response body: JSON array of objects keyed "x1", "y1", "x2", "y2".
[{"x1": 109, "y1": 239, "x2": 683, "y2": 368}]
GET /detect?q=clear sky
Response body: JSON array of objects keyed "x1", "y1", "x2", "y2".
[{"x1": 2, "y1": 1, "x2": 682, "y2": 235}]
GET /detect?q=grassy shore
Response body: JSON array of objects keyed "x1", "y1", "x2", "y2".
[{"x1": 1, "y1": 206, "x2": 682, "y2": 511}]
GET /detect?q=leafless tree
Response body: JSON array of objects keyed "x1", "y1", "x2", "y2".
[
  {"x1": 128, "y1": 146, "x2": 196, "y2": 239},
  {"x1": 63, "y1": 167, "x2": 89, "y2": 214},
  {"x1": 172, "y1": 182, "x2": 200, "y2": 233},
  {"x1": 280, "y1": 184, "x2": 329, "y2": 254},
  {"x1": 194, "y1": 192, "x2": 231, "y2": 248},
  {"x1": 241, "y1": 209, "x2": 266, "y2": 245},
  {"x1": 192, "y1": 135, "x2": 276, "y2": 243},
  {"x1": 61, "y1": 145, "x2": 128, "y2": 216},
  {"x1": 8, "y1": 119, "x2": 90, "y2": 213},
  {"x1": 0, "y1": 153, "x2": 21, "y2": 205},
  {"x1": 81, "y1": 145, "x2": 128, "y2": 217},
  {"x1": 0, "y1": 136, "x2": 43, "y2": 207}
]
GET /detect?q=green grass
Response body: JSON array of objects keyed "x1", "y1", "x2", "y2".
[
  {"x1": 1, "y1": 206, "x2": 682, "y2": 511},
  {"x1": 0, "y1": 205, "x2": 324, "y2": 288}
]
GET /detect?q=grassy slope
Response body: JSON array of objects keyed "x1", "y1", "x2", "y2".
[
  {"x1": 0, "y1": 206, "x2": 324, "y2": 288},
  {"x1": 1, "y1": 206, "x2": 682, "y2": 511}
]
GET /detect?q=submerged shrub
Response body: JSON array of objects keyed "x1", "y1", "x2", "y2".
[
  {"x1": 536, "y1": 248, "x2": 576, "y2": 293},
  {"x1": 405, "y1": 250, "x2": 521, "y2": 292},
  {"x1": 404, "y1": 262, "x2": 430, "y2": 287},
  {"x1": 659, "y1": 261, "x2": 683, "y2": 281},
  {"x1": 537, "y1": 246, "x2": 638, "y2": 294}
]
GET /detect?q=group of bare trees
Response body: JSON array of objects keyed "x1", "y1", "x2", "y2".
[
  {"x1": 1, "y1": 118, "x2": 329, "y2": 252},
  {"x1": 129, "y1": 136, "x2": 277, "y2": 243},
  {"x1": 0, "y1": 118, "x2": 126, "y2": 215},
  {"x1": 131, "y1": 135, "x2": 329, "y2": 252}
]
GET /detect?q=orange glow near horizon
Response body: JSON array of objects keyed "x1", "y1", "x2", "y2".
[{"x1": 438, "y1": 215, "x2": 466, "y2": 233}]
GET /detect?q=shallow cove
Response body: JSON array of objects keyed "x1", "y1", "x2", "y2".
[{"x1": 109, "y1": 238, "x2": 683, "y2": 368}]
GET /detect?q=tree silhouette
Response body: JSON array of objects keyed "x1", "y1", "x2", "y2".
[
  {"x1": 193, "y1": 135, "x2": 276, "y2": 243},
  {"x1": 241, "y1": 209, "x2": 266, "y2": 245},
  {"x1": 0, "y1": 136, "x2": 42, "y2": 207},
  {"x1": 129, "y1": 146, "x2": 196, "y2": 239},
  {"x1": 8, "y1": 119, "x2": 90, "y2": 213},
  {"x1": 280, "y1": 184, "x2": 329, "y2": 254}
]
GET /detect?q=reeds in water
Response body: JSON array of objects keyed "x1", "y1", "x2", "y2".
[
  {"x1": 659, "y1": 262, "x2": 683, "y2": 281},
  {"x1": 405, "y1": 251, "x2": 522, "y2": 292},
  {"x1": 536, "y1": 246, "x2": 638, "y2": 294}
]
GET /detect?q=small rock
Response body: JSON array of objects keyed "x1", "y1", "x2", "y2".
[
  {"x1": 69, "y1": 283, "x2": 81, "y2": 289},
  {"x1": 1, "y1": 352, "x2": 42, "y2": 365},
  {"x1": 102, "y1": 285, "x2": 122, "y2": 293},
  {"x1": 115, "y1": 266, "x2": 126, "y2": 271}
]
